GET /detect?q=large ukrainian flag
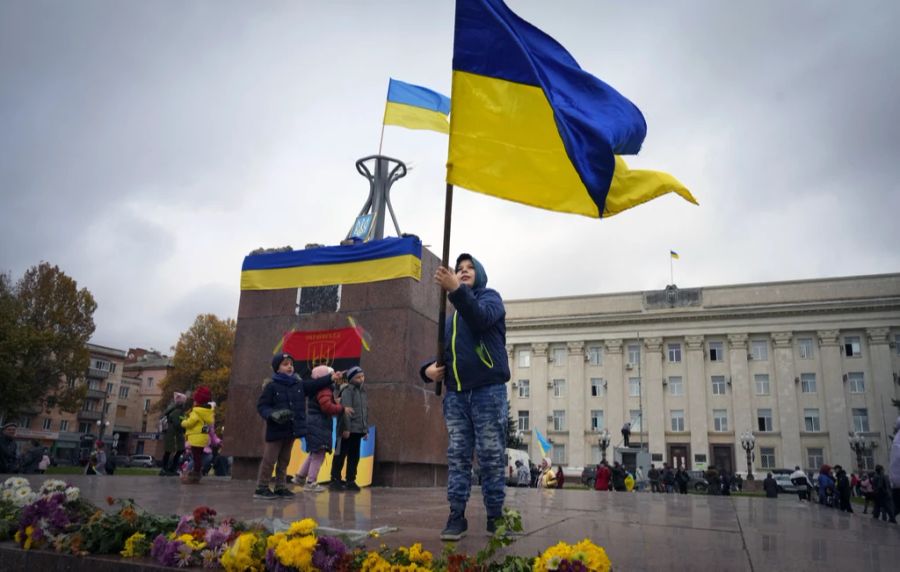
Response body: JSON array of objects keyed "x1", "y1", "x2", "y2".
[
  {"x1": 240, "y1": 236, "x2": 422, "y2": 290},
  {"x1": 447, "y1": 0, "x2": 698, "y2": 218}
]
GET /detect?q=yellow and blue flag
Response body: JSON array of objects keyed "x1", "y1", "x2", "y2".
[
  {"x1": 670, "y1": 250, "x2": 680, "y2": 259},
  {"x1": 447, "y1": 0, "x2": 698, "y2": 218},
  {"x1": 240, "y1": 236, "x2": 422, "y2": 290},
  {"x1": 535, "y1": 428, "x2": 553, "y2": 457},
  {"x1": 383, "y1": 78, "x2": 451, "y2": 134}
]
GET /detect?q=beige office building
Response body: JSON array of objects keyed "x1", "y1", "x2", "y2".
[{"x1": 505, "y1": 273, "x2": 900, "y2": 475}]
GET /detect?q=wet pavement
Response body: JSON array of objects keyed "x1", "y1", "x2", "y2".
[{"x1": 10, "y1": 475, "x2": 900, "y2": 571}]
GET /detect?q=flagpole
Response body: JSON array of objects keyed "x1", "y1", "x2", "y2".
[
  {"x1": 434, "y1": 183, "x2": 454, "y2": 395},
  {"x1": 670, "y1": 254, "x2": 674, "y2": 286}
]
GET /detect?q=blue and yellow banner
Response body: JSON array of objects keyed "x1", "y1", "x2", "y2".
[
  {"x1": 287, "y1": 425, "x2": 376, "y2": 488},
  {"x1": 447, "y1": 0, "x2": 698, "y2": 218},
  {"x1": 670, "y1": 250, "x2": 680, "y2": 260},
  {"x1": 240, "y1": 236, "x2": 422, "y2": 290},
  {"x1": 535, "y1": 428, "x2": 553, "y2": 457},
  {"x1": 383, "y1": 78, "x2": 451, "y2": 134}
]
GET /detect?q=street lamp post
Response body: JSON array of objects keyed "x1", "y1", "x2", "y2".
[
  {"x1": 740, "y1": 431, "x2": 756, "y2": 481},
  {"x1": 96, "y1": 419, "x2": 110, "y2": 441},
  {"x1": 598, "y1": 429, "x2": 611, "y2": 463},
  {"x1": 848, "y1": 432, "x2": 878, "y2": 475}
]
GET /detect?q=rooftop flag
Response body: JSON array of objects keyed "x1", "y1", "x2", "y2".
[
  {"x1": 670, "y1": 250, "x2": 680, "y2": 259},
  {"x1": 383, "y1": 78, "x2": 451, "y2": 134},
  {"x1": 447, "y1": 0, "x2": 698, "y2": 218}
]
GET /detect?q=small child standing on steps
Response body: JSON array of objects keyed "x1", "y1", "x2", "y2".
[{"x1": 295, "y1": 365, "x2": 353, "y2": 492}]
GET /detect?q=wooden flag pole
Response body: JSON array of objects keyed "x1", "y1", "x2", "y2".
[{"x1": 434, "y1": 183, "x2": 454, "y2": 395}]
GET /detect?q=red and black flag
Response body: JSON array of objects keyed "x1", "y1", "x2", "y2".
[{"x1": 281, "y1": 327, "x2": 361, "y2": 378}]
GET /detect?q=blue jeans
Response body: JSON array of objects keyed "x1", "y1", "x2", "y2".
[{"x1": 443, "y1": 383, "x2": 507, "y2": 516}]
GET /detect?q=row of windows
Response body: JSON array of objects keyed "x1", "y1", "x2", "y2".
[
  {"x1": 516, "y1": 334, "x2": 894, "y2": 369},
  {"x1": 516, "y1": 407, "x2": 871, "y2": 434},
  {"x1": 514, "y1": 372, "x2": 866, "y2": 398}
]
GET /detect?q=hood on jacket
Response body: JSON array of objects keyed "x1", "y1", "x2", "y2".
[{"x1": 456, "y1": 253, "x2": 487, "y2": 290}]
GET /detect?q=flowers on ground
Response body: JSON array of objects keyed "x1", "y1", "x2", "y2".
[{"x1": 533, "y1": 539, "x2": 611, "y2": 572}]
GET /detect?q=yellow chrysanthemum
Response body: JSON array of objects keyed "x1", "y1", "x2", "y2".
[
  {"x1": 274, "y1": 536, "x2": 316, "y2": 569},
  {"x1": 287, "y1": 517, "x2": 318, "y2": 537},
  {"x1": 266, "y1": 532, "x2": 286, "y2": 551},
  {"x1": 360, "y1": 551, "x2": 392, "y2": 572},
  {"x1": 533, "y1": 539, "x2": 611, "y2": 572},
  {"x1": 408, "y1": 543, "x2": 433, "y2": 566},
  {"x1": 121, "y1": 532, "x2": 147, "y2": 557},
  {"x1": 220, "y1": 533, "x2": 263, "y2": 572}
]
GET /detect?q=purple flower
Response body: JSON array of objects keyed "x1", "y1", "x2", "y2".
[
  {"x1": 265, "y1": 548, "x2": 294, "y2": 572},
  {"x1": 174, "y1": 515, "x2": 193, "y2": 536},
  {"x1": 204, "y1": 524, "x2": 231, "y2": 549},
  {"x1": 150, "y1": 535, "x2": 182, "y2": 567},
  {"x1": 312, "y1": 536, "x2": 348, "y2": 571}
]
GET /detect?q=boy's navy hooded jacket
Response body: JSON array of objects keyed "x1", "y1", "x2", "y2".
[
  {"x1": 420, "y1": 255, "x2": 510, "y2": 392},
  {"x1": 257, "y1": 373, "x2": 332, "y2": 442}
]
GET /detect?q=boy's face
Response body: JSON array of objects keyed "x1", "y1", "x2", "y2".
[
  {"x1": 353, "y1": 372, "x2": 366, "y2": 385},
  {"x1": 456, "y1": 259, "x2": 476, "y2": 287},
  {"x1": 277, "y1": 358, "x2": 294, "y2": 375}
]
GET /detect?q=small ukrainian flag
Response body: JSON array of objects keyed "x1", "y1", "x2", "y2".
[{"x1": 670, "y1": 250, "x2": 680, "y2": 260}]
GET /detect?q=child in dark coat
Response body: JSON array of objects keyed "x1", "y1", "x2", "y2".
[
  {"x1": 294, "y1": 365, "x2": 352, "y2": 492},
  {"x1": 330, "y1": 366, "x2": 369, "y2": 491},
  {"x1": 253, "y1": 353, "x2": 333, "y2": 499}
]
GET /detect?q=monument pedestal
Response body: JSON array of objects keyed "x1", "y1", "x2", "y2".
[{"x1": 224, "y1": 247, "x2": 448, "y2": 487}]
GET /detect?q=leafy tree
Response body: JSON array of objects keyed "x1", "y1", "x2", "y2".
[
  {"x1": 506, "y1": 402, "x2": 524, "y2": 450},
  {"x1": 0, "y1": 263, "x2": 96, "y2": 420},
  {"x1": 158, "y1": 314, "x2": 235, "y2": 423}
]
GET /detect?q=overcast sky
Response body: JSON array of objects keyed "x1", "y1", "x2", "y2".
[{"x1": 2, "y1": 0, "x2": 898, "y2": 353}]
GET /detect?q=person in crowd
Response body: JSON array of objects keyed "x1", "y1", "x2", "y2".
[
  {"x1": 539, "y1": 458, "x2": 557, "y2": 488},
  {"x1": 817, "y1": 465, "x2": 835, "y2": 507},
  {"x1": 612, "y1": 462, "x2": 627, "y2": 492},
  {"x1": 624, "y1": 470, "x2": 635, "y2": 492},
  {"x1": 38, "y1": 452, "x2": 51, "y2": 474},
  {"x1": 181, "y1": 385, "x2": 214, "y2": 484},
  {"x1": 790, "y1": 466, "x2": 812, "y2": 501},
  {"x1": 860, "y1": 471, "x2": 875, "y2": 513},
  {"x1": 555, "y1": 465, "x2": 565, "y2": 489},
  {"x1": 295, "y1": 365, "x2": 352, "y2": 493},
  {"x1": 648, "y1": 464, "x2": 660, "y2": 493},
  {"x1": 0, "y1": 422, "x2": 18, "y2": 473},
  {"x1": 890, "y1": 416, "x2": 900, "y2": 518},
  {"x1": 734, "y1": 472, "x2": 744, "y2": 493},
  {"x1": 835, "y1": 465, "x2": 853, "y2": 513},
  {"x1": 330, "y1": 366, "x2": 369, "y2": 492},
  {"x1": 706, "y1": 466, "x2": 720, "y2": 496},
  {"x1": 662, "y1": 463, "x2": 675, "y2": 493},
  {"x1": 19, "y1": 440, "x2": 44, "y2": 474},
  {"x1": 675, "y1": 466, "x2": 689, "y2": 494},
  {"x1": 763, "y1": 472, "x2": 778, "y2": 498},
  {"x1": 720, "y1": 469, "x2": 732, "y2": 496},
  {"x1": 594, "y1": 461, "x2": 611, "y2": 492},
  {"x1": 850, "y1": 472, "x2": 860, "y2": 497},
  {"x1": 515, "y1": 460, "x2": 530, "y2": 487},
  {"x1": 635, "y1": 465, "x2": 646, "y2": 492},
  {"x1": 159, "y1": 392, "x2": 188, "y2": 476},
  {"x1": 420, "y1": 253, "x2": 510, "y2": 540},
  {"x1": 621, "y1": 421, "x2": 632, "y2": 448},
  {"x1": 529, "y1": 461, "x2": 540, "y2": 488},
  {"x1": 871, "y1": 464, "x2": 897, "y2": 523}
]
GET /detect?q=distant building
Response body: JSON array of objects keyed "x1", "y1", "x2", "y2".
[
  {"x1": 505, "y1": 273, "x2": 900, "y2": 475},
  {"x1": 124, "y1": 348, "x2": 174, "y2": 458}
]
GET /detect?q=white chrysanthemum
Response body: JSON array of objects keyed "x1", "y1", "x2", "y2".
[
  {"x1": 1, "y1": 488, "x2": 14, "y2": 501},
  {"x1": 2, "y1": 477, "x2": 29, "y2": 490},
  {"x1": 40, "y1": 479, "x2": 67, "y2": 494},
  {"x1": 64, "y1": 487, "x2": 80, "y2": 502},
  {"x1": 13, "y1": 487, "x2": 36, "y2": 507}
]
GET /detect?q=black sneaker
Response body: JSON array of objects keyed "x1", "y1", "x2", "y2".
[
  {"x1": 345, "y1": 482, "x2": 361, "y2": 492},
  {"x1": 273, "y1": 487, "x2": 295, "y2": 499},
  {"x1": 328, "y1": 480, "x2": 346, "y2": 491},
  {"x1": 440, "y1": 510, "x2": 467, "y2": 541},
  {"x1": 253, "y1": 486, "x2": 277, "y2": 500}
]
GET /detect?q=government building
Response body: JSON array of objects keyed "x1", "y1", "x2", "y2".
[{"x1": 504, "y1": 273, "x2": 900, "y2": 476}]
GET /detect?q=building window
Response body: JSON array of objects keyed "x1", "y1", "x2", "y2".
[
  {"x1": 109, "y1": 362, "x2": 117, "y2": 373},
  {"x1": 517, "y1": 411, "x2": 530, "y2": 432},
  {"x1": 590, "y1": 410, "x2": 605, "y2": 431},
  {"x1": 551, "y1": 347, "x2": 567, "y2": 365},
  {"x1": 518, "y1": 349, "x2": 531, "y2": 368},
  {"x1": 82, "y1": 399, "x2": 98, "y2": 412},
  {"x1": 628, "y1": 377, "x2": 641, "y2": 397},
  {"x1": 800, "y1": 373, "x2": 816, "y2": 393},
  {"x1": 106, "y1": 382, "x2": 113, "y2": 395},
  {"x1": 147, "y1": 376, "x2": 154, "y2": 387},
  {"x1": 590, "y1": 378, "x2": 604, "y2": 397},
  {"x1": 59, "y1": 420, "x2": 68, "y2": 431},
  {"x1": 144, "y1": 399, "x2": 151, "y2": 413},
  {"x1": 670, "y1": 410, "x2": 685, "y2": 432},
  {"x1": 861, "y1": 453, "x2": 875, "y2": 471},
  {"x1": 517, "y1": 380, "x2": 530, "y2": 398},
  {"x1": 78, "y1": 422, "x2": 91, "y2": 434},
  {"x1": 757, "y1": 408, "x2": 773, "y2": 432},
  {"x1": 552, "y1": 410, "x2": 566, "y2": 431},
  {"x1": 67, "y1": 379, "x2": 76, "y2": 389},
  {"x1": 760, "y1": 447, "x2": 776, "y2": 469},
  {"x1": 843, "y1": 336, "x2": 861, "y2": 357},
  {"x1": 552, "y1": 379, "x2": 566, "y2": 398},
  {"x1": 807, "y1": 448, "x2": 824, "y2": 470},
  {"x1": 141, "y1": 420, "x2": 147, "y2": 432},
  {"x1": 88, "y1": 379, "x2": 100, "y2": 391},
  {"x1": 847, "y1": 372, "x2": 865, "y2": 394},
  {"x1": 103, "y1": 402, "x2": 110, "y2": 414},
  {"x1": 711, "y1": 375, "x2": 726, "y2": 395},
  {"x1": 627, "y1": 344, "x2": 641, "y2": 365},
  {"x1": 798, "y1": 338, "x2": 814, "y2": 359},
  {"x1": 708, "y1": 341, "x2": 724, "y2": 362},
  {"x1": 852, "y1": 408, "x2": 870, "y2": 432},
  {"x1": 42, "y1": 418, "x2": 52, "y2": 430},
  {"x1": 667, "y1": 343, "x2": 682, "y2": 363},
  {"x1": 713, "y1": 409, "x2": 728, "y2": 432},
  {"x1": 629, "y1": 409, "x2": 642, "y2": 431},
  {"x1": 587, "y1": 345, "x2": 602, "y2": 365},
  {"x1": 551, "y1": 443, "x2": 567, "y2": 465},
  {"x1": 803, "y1": 409, "x2": 821, "y2": 432},
  {"x1": 750, "y1": 340, "x2": 768, "y2": 361},
  {"x1": 755, "y1": 374, "x2": 770, "y2": 396},
  {"x1": 119, "y1": 386, "x2": 129, "y2": 399},
  {"x1": 668, "y1": 376, "x2": 684, "y2": 396},
  {"x1": 92, "y1": 359, "x2": 111, "y2": 371}
]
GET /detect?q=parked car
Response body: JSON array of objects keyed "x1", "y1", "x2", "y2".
[
  {"x1": 582, "y1": 465, "x2": 598, "y2": 488},
  {"x1": 129, "y1": 454, "x2": 156, "y2": 468},
  {"x1": 686, "y1": 470, "x2": 709, "y2": 492},
  {"x1": 770, "y1": 469, "x2": 799, "y2": 492}
]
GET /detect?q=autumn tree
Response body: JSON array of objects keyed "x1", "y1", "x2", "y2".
[
  {"x1": 159, "y1": 314, "x2": 235, "y2": 422},
  {"x1": 0, "y1": 263, "x2": 96, "y2": 420}
]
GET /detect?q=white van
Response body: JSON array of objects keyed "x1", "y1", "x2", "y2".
[{"x1": 506, "y1": 448, "x2": 532, "y2": 486}]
